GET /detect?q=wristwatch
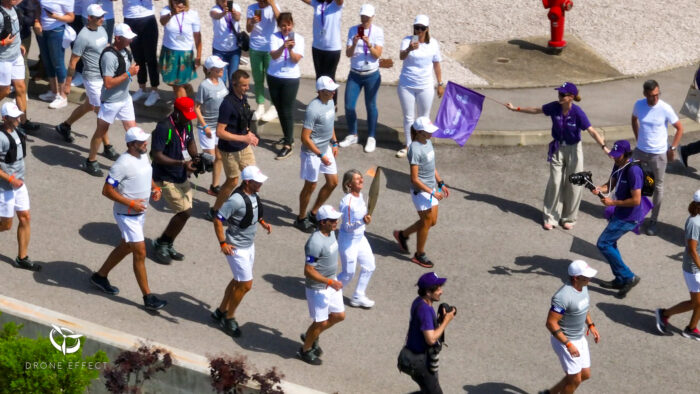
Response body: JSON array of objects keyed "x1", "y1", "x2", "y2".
[
  {"x1": 670, "y1": 146, "x2": 677, "y2": 151},
  {"x1": 438, "y1": 82, "x2": 445, "y2": 87}
]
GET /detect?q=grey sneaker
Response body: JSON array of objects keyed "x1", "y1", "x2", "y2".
[
  {"x1": 90, "y1": 273, "x2": 119, "y2": 295},
  {"x1": 645, "y1": 220, "x2": 658, "y2": 236},
  {"x1": 616, "y1": 276, "x2": 641, "y2": 299},
  {"x1": 14, "y1": 256, "x2": 42, "y2": 272},
  {"x1": 167, "y1": 243, "x2": 185, "y2": 261},
  {"x1": 83, "y1": 159, "x2": 104, "y2": 177},
  {"x1": 102, "y1": 145, "x2": 119, "y2": 161},
  {"x1": 221, "y1": 317, "x2": 242, "y2": 338},
  {"x1": 55, "y1": 122, "x2": 74, "y2": 143},
  {"x1": 143, "y1": 294, "x2": 167, "y2": 311},
  {"x1": 152, "y1": 239, "x2": 173, "y2": 264},
  {"x1": 294, "y1": 216, "x2": 314, "y2": 233},
  {"x1": 300, "y1": 333, "x2": 323, "y2": 357},
  {"x1": 211, "y1": 308, "x2": 225, "y2": 324},
  {"x1": 297, "y1": 347, "x2": 322, "y2": 366}
]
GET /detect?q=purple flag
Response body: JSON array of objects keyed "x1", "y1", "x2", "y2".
[{"x1": 433, "y1": 82, "x2": 484, "y2": 146}]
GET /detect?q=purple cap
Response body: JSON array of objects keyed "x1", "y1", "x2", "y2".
[
  {"x1": 417, "y1": 272, "x2": 447, "y2": 289},
  {"x1": 555, "y1": 82, "x2": 578, "y2": 96},
  {"x1": 609, "y1": 139, "x2": 631, "y2": 158}
]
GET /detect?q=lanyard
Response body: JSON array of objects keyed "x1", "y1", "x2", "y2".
[
  {"x1": 224, "y1": 8, "x2": 235, "y2": 32},
  {"x1": 174, "y1": 12, "x2": 184, "y2": 34},
  {"x1": 169, "y1": 116, "x2": 187, "y2": 151},
  {"x1": 363, "y1": 25, "x2": 372, "y2": 55},
  {"x1": 319, "y1": 1, "x2": 328, "y2": 28},
  {"x1": 279, "y1": 32, "x2": 289, "y2": 62}
]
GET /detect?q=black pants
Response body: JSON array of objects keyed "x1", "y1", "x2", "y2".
[
  {"x1": 267, "y1": 75, "x2": 300, "y2": 146},
  {"x1": 125, "y1": 15, "x2": 160, "y2": 87},
  {"x1": 410, "y1": 361, "x2": 442, "y2": 393},
  {"x1": 312, "y1": 47, "x2": 341, "y2": 105}
]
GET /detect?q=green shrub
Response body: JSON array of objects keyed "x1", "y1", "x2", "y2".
[{"x1": 0, "y1": 318, "x2": 109, "y2": 394}]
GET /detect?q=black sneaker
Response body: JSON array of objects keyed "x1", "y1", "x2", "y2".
[
  {"x1": 83, "y1": 159, "x2": 104, "y2": 177},
  {"x1": 599, "y1": 279, "x2": 624, "y2": 289},
  {"x1": 205, "y1": 208, "x2": 217, "y2": 222},
  {"x1": 655, "y1": 308, "x2": 670, "y2": 335},
  {"x1": 645, "y1": 220, "x2": 658, "y2": 236},
  {"x1": 616, "y1": 276, "x2": 641, "y2": 299},
  {"x1": 220, "y1": 317, "x2": 241, "y2": 338},
  {"x1": 297, "y1": 346, "x2": 322, "y2": 365},
  {"x1": 294, "y1": 216, "x2": 314, "y2": 233},
  {"x1": 20, "y1": 119, "x2": 40, "y2": 132},
  {"x1": 307, "y1": 212, "x2": 318, "y2": 226},
  {"x1": 393, "y1": 230, "x2": 409, "y2": 253},
  {"x1": 102, "y1": 145, "x2": 119, "y2": 161},
  {"x1": 275, "y1": 146, "x2": 293, "y2": 160},
  {"x1": 167, "y1": 243, "x2": 185, "y2": 261},
  {"x1": 151, "y1": 239, "x2": 173, "y2": 264},
  {"x1": 300, "y1": 333, "x2": 323, "y2": 357},
  {"x1": 90, "y1": 273, "x2": 119, "y2": 295},
  {"x1": 411, "y1": 253, "x2": 434, "y2": 268},
  {"x1": 55, "y1": 122, "x2": 74, "y2": 143},
  {"x1": 681, "y1": 326, "x2": 700, "y2": 341},
  {"x1": 211, "y1": 308, "x2": 226, "y2": 324},
  {"x1": 143, "y1": 294, "x2": 167, "y2": 311},
  {"x1": 273, "y1": 137, "x2": 286, "y2": 148},
  {"x1": 13, "y1": 256, "x2": 42, "y2": 272},
  {"x1": 679, "y1": 145, "x2": 689, "y2": 168},
  {"x1": 207, "y1": 185, "x2": 221, "y2": 197}
]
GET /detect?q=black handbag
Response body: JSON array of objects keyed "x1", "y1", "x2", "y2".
[{"x1": 237, "y1": 30, "x2": 250, "y2": 52}]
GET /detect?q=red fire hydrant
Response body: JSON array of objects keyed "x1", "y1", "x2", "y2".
[{"x1": 542, "y1": 0, "x2": 573, "y2": 50}]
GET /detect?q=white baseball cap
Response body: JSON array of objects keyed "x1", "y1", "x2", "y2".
[
  {"x1": 568, "y1": 260, "x2": 597, "y2": 278},
  {"x1": 125, "y1": 127, "x2": 150, "y2": 143},
  {"x1": 414, "y1": 14, "x2": 429, "y2": 27},
  {"x1": 694, "y1": 189, "x2": 700, "y2": 203},
  {"x1": 231, "y1": 3, "x2": 242, "y2": 12},
  {"x1": 413, "y1": 116, "x2": 438, "y2": 134},
  {"x1": 241, "y1": 165, "x2": 268, "y2": 183},
  {"x1": 316, "y1": 205, "x2": 342, "y2": 221},
  {"x1": 359, "y1": 4, "x2": 375, "y2": 17},
  {"x1": 114, "y1": 23, "x2": 137, "y2": 39},
  {"x1": 1, "y1": 102, "x2": 23, "y2": 118},
  {"x1": 86, "y1": 4, "x2": 107, "y2": 17},
  {"x1": 316, "y1": 76, "x2": 339, "y2": 92},
  {"x1": 204, "y1": 55, "x2": 228, "y2": 70}
]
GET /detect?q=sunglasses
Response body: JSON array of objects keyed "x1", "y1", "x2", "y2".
[
  {"x1": 558, "y1": 92, "x2": 572, "y2": 98},
  {"x1": 413, "y1": 25, "x2": 428, "y2": 31}
]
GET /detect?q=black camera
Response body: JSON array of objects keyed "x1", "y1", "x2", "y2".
[
  {"x1": 192, "y1": 153, "x2": 215, "y2": 177},
  {"x1": 568, "y1": 171, "x2": 595, "y2": 191},
  {"x1": 437, "y1": 303, "x2": 457, "y2": 322}
]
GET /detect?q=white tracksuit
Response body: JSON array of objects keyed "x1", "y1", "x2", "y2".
[{"x1": 338, "y1": 192, "x2": 375, "y2": 298}]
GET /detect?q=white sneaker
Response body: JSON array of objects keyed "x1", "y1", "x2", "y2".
[
  {"x1": 350, "y1": 295, "x2": 375, "y2": 308},
  {"x1": 364, "y1": 137, "x2": 376, "y2": 153},
  {"x1": 252, "y1": 104, "x2": 265, "y2": 121},
  {"x1": 131, "y1": 88, "x2": 147, "y2": 102},
  {"x1": 48, "y1": 95, "x2": 67, "y2": 109},
  {"x1": 144, "y1": 90, "x2": 160, "y2": 107},
  {"x1": 395, "y1": 148, "x2": 407, "y2": 158},
  {"x1": 71, "y1": 72, "x2": 84, "y2": 87},
  {"x1": 339, "y1": 134, "x2": 358, "y2": 148},
  {"x1": 39, "y1": 91, "x2": 56, "y2": 102},
  {"x1": 239, "y1": 57, "x2": 250, "y2": 66},
  {"x1": 261, "y1": 105, "x2": 278, "y2": 122}
]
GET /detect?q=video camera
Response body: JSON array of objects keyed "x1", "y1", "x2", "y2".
[
  {"x1": 568, "y1": 171, "x2": 596, "y2": 191},
  {"x1": 427, "y1": 303, "x2": 458, "y2": 373},
  {"x1": 192, "y1": 153, "x2": 215, "y2": 177}
]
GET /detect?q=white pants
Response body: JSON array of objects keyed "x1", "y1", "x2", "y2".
[
  {"x1": 337, "y1": 232, "x2": 375, "y2": 298},
  {"x1": 397, "y1": 84, "x2": 434, "y2": 147},
  {"x1": 0, "y1": 184, "x2": 30, "y2": 217},
  {"x1": 550, "y1": 336, "x2": 590, "y2": 375}
]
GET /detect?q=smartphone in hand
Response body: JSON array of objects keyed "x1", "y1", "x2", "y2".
[
  {"x1": 254, "y1": 9, "x2": 261, "y2": 18},
  {"x1": 226, "y1": 1, "x2": 233, "y2": 11},
  {"x1": 411, "y1": 35, "x2": 419, "y2": 44},
  {"x1": 287, "y1": 31, "x2": 295, "y2": 42},
  {"x1": 358, "y1": 25, "x2": 365, "y2": 38}
]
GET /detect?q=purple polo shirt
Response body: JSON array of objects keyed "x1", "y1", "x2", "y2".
[
  {"x1": 542, "y1": 102, "x2": 592, "y2": 144},
  {"x1": 405, "y1": 297, "x2": 436, "y2": 354},
  {"x1": 612, "y1": 162, "x2": 644, "y2": 222}
]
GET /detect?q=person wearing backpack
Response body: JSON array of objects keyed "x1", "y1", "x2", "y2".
[
  {"x1": 591, "y1": 140, "x2": 644, "y2": 299},
  {"x1": 210, "y1": 165, "x2": 271, "y2": 339},
  {"x1": 83, "y1": 23, "x2": 139, "y2": 177}
]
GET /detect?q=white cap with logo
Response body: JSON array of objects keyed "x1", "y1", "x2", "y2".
[
  {"x1": 204, "y1": 55, "x2": 228, "y2": 70},
  {"x1": 316, "y1": 76, "x2": 339, "y2": 92},
  {"x1": 87, "y1": 4, "x2": 107, "y2": 17},
  {"x1": 241, "y1": 165, "x2": 268, "y2": 183},
  {"x1": 1, "y1": 102, "x2": 23, "y2": 118},
  {"x1": 125, "y1": 127, "x2": 150, "y2": 143},
  {"x1": 360, "y1": 4, "x2": 375, "y2": 17},
  {"x1": 413, "y1": 116, "x2": 438, "y2": 133},
  {"x1": 568, "y1": 260, "x2": 597, "y2": 278},
  {"x1": 414, "y1": 14, "x2": 429, "y2": 27},
  {"x1": 114, "y1": 23, "x2": 137, "y2": 39},
  {"x1": 316, "y1": 205, "x2": 342, "y2": 221}
]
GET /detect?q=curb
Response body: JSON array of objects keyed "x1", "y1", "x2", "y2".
[{"x1": 0, "y1": 294, "x2": 325, "y2": 394}]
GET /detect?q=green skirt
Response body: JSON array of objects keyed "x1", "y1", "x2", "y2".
[{"x1": 159, "y1": 46, "x2": 197, "y2": 85}]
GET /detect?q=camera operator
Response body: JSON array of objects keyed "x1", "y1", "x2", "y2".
[
  {"x1": 150, "y1": 97, "x2": 199, "y2": 264},
  {"x1": 591, "y1": 140, "x2": 644, "y2": 299},
  {"x1": 399, "y1": 272, "x2": 456, "y2": 394}
]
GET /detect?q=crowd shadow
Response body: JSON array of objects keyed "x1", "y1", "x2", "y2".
[
  {"x1": 260, "y1": 198, "x2": 295, "y2": 227},
  {"x1": 31, "y1": 144, "x2": 93, "y2": 171},
  {"x1": 488, "y1": 255, "x2": 569, "y2": 282},
  {"x1": 463, "y1": 382, "x2": 528, "y2": 394},
  {"x1": 79, "y1": 222, "x2": 122, "y2": 247},
  {"x1": 596, "y1": 302, "x2": 659, "y2": 335},
  {"x1": 233, "y1": 322, "x2": 300, "y2": 360},
  {"x1": 457, "y1": 187, "x2": 540, "y2": 225},
  {"x1": 262, "y1": 274, "x2": 305, "y2": 300}
]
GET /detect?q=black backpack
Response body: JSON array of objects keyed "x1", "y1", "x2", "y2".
[
  {"x1": 99, "y1": 46, "x2": 133, "y2": 78},
  {"x1": 229, "y1": 186, "x2": 263, "y2": 229},
  {"x1": 0, "y1": 6, "x2": 18, "y2": 40},
  {"x1": 0, "y1": 128, "x2": 26, "y2": 164},
  {"x1": 628, "y1": 160, "x2": 655, "y2": 197}
]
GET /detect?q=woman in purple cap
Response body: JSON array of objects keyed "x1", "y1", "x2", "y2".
[{"x1": 505, "y1": 83, "x2": 609, "y2": 230}]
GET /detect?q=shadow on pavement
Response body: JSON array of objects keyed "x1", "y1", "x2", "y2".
[
  {"x1": 507, "y1": 39, "x2": 553, "y2": 55},
  {"x1": 378, "y1": 167, "x2": 411, "y2": 194},
  {"x1": 262, "y1": 274, "x2": 305, "y2": 300},
  {"x1": 489, "y1": 255, "x2": 569, "y2": 282},
  {"x1": 457, "y1": 187, "x2": 540, "y2": 225},
  {"x1": 260, "y1": 198, "x2": 295, "y2": 227},
  {"x1": 596, "y1": 302, "x2": 658, "y2": 335},
  {"x1": 666, "y1": 161, "x2": 700, "y2": 181},
  {"x1": 233, "y1": 322, "x2": 300, "y2": 360},
  {"x1": 569, "y1": 236, "x2": 605, "y2": 263},
  {"x1": 463, "y1": 382, "x2": 528, "y2": 393},
  {"x1": 31, "y1": 144, "x2": 93, "y2": 171},
  {"x1": 365, "y1": 231, "x2": 408, "y2": 259},
  {"x1": 578, "y1": 199, "x2": 605, "y2": 219},
  {"x1": 79, "y1": 222, "x2": 122, "y2": 247},
  {"x1": 159, "y1": 291, "x2": 213, "y2": 325},
  {"x1": 149, "y1": 193, "x2": 211, "y2": 220}
]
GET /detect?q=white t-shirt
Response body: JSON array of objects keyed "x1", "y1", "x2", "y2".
[
  {"x1": 347, "y1": 24, "x2": 384, "y2": 72},
  {"x1": 40, "y1": 0, "x2": 74, "y2": 31},
  {"x1": 82, "y1": 0, "x2": 114, "y2": 20},
  {"x1": 211, "y1": 4, "x2": 240, "y2": 52},
  {"x1": 160, "y1": 7, "x2": 201, "y2": 51},
  {"x1": 311, "y1": 0, "x2": 343, "y2": 51},
  {"x1": 123, "y1": 0, "x2": 155, "y2": 19},
  {"x1": 339, "y1": 192, "x2": 367, "y2": 235},
  {"x1": 398, "y1": 36, "x2": 442, "y2": 89},
  {"x1": 107, "y1": 153, "x2": 153, "y2": 215},
  {"x1": 246, "y1": 3, "x2": 278, "y2": 52},
  {"x1": 267, "y1": 32, "x2": 304, "y2": 79},
  {"x1": 633, "y1": 98, "x2": 679, "y2": 154}
]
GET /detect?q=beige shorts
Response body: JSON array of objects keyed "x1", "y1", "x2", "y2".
[
  {"x1": 221, "y1": 145, "x2": 256, "y2": 179},
  {"x1": 156, "y1": 180, "x2": 193, "y2": 213}
]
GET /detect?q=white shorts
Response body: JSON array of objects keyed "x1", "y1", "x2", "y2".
[
  {"x1": 113, "y1": 212, "x2": 145, "y2": 243},
  {"x1": 411, "y1": 188, "x2": 439, "y2": 212},
  {"x1": 300, "y1": 146, "x2": 337, "y2": 183},
  {"x1": 683, "y1": 270, "x2": 700, "y2": 293},
  {"x1": 198, "y1": 125, "x2": 218, "y2": 151},
  {"x1": 305, "y1": 285, "x2": 345, "y2": 322},
  {"x1": 550, "y1": 336, "x2": 590, "y2": 375},
  {"x1": 225, "y1": 244, "x2": 255, "y2": 282},
  {"x1": 98, "y1": 95, "x2": 135, "y2": 124},
  {"x1": 0, "y1": 57, "x2": 25, "y2": 86},
  {"x1": 0, "y1": 184, "x2": 30, "y2": 217},
  {"x1": 83, "y1": 78, "x2": 103, "y2": 107}
]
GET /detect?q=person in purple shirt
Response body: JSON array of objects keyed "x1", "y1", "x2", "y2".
[
  {"x1": 591, "y1": 140, "x2": 643, "y2": 299},
  {"x1": 506, "y1": 82, "x2": 608, "y2": 231},
  {"x1": 400, "y1": 272, "x2": 456, "y2": 394}
]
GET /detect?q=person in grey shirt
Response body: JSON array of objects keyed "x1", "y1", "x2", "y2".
[
  {"x1": 393, "y1": 116, "x2": 449, "y2": 268},
  {"x1": 83, "y1": 23, "x2": 139, "y2": 177},
  {"x1": 540, "y1": 260, "x2": 600, "y2": 394},
  {"x1": 0, "y1": 102, "x2": 39, "y2": 271},
  {"x1": 298, "y1": 205, "x2": 345, "y2": 365},
  {"x1": 212, "y1": 165, "x2": 271, "y2": 339},
  {"x1": 294, "y1": 76, "x2": 339, "y2": 233},
  {"x1": 655, "y1": 190, "x2": 700, "y2": 340}
]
